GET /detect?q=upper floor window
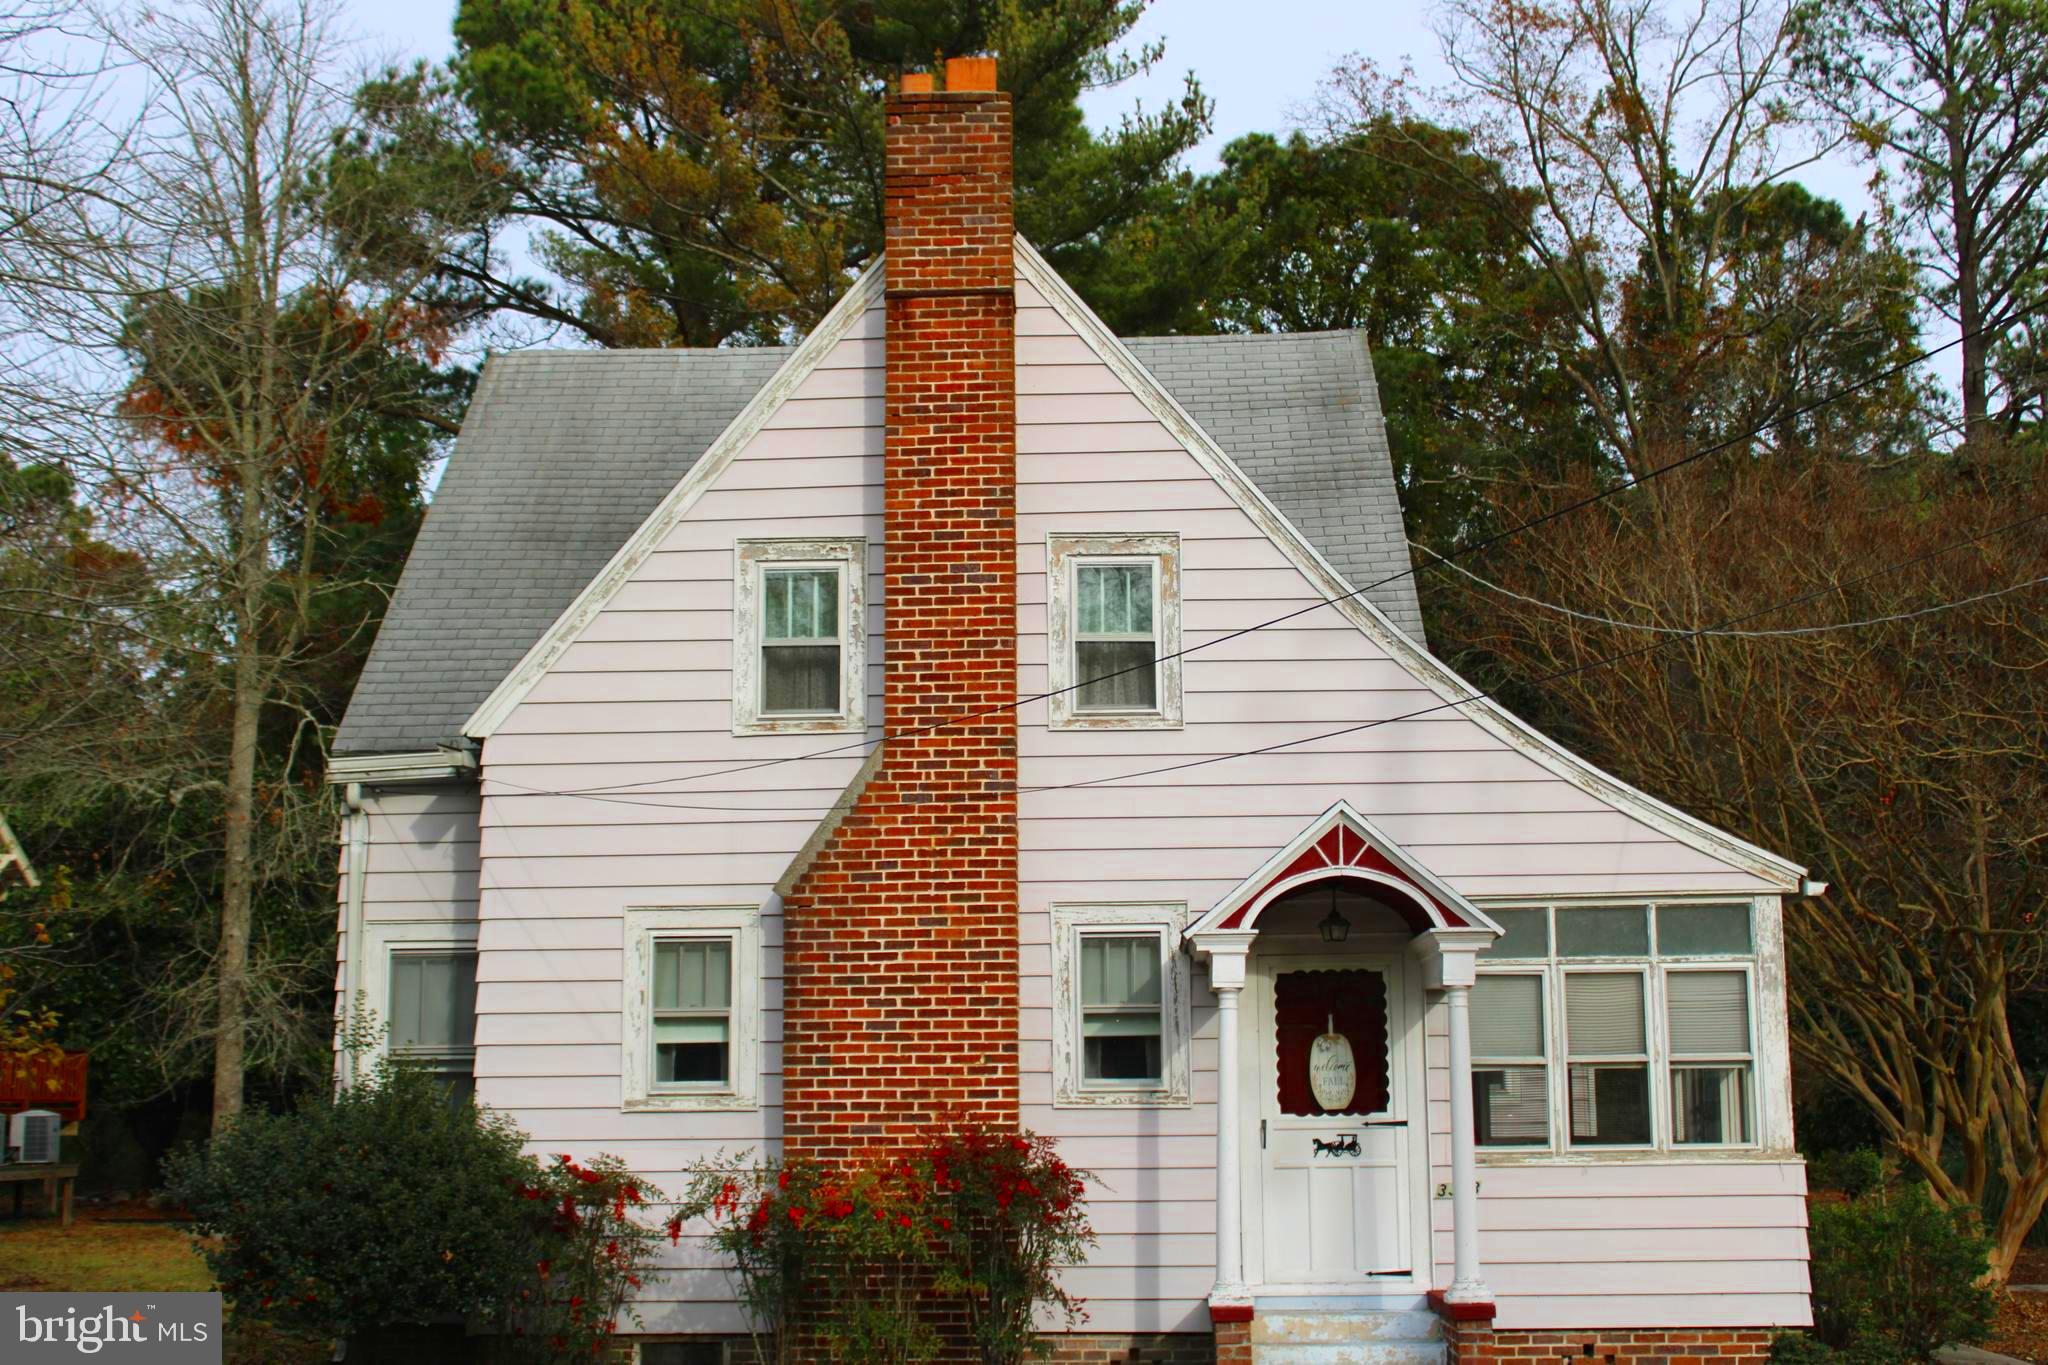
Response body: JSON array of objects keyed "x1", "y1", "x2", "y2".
[
  {"x1": 1472, "y1": 901, "x2": 1760, "y2": 1153},
  {"x1": 623, "y1": 906, "x2": 763, "y2": 1112},
  {"x1": 733, "y1": 539, "x2": 866, "y2": 735},
  {"x1": 1047, "y1": 533, "x2": 1181, "y2": 730}
]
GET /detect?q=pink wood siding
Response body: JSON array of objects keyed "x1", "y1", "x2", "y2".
[
  {"x1": 1009, "y1": 271, "x2": 1802, "y2": 1332},
  {"x1": 443, "y1": 266, "x2": 1803, "y2": 1335},
  {"x1": 474, "y1": 296, "x2": 886, "y2": 1333}
]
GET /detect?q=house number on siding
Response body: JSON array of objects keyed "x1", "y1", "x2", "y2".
[{"x1": 1309, "y1": 1018, "x2": 1356, "y2": 1111}]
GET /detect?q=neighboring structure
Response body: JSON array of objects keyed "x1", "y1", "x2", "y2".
[
  {"x1": 0, "y1": 811, "x2": 39, "y2": 899},
  {"x1": 330, "y1": 58, "x2": 1812, "y2": 1365}
]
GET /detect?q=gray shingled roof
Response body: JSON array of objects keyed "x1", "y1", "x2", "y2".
[{"x1": 334, "y1": 331, "x2": 1421, "y2": 755}]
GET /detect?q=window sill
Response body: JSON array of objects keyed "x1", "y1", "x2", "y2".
[
  {"x1": 733, "y1": 715, "x2": 863, "y2": 737},
  {"x1": 1476, "y1": 1146, "x2": 1791, "y2": 1166},
  {"x1": 1053, "y1": 1086, "x2": 1191, "y2": 1109},
  {"x1": 1049, "y1": 712, "x2": 1183, "y2": 733},
  {"x1": 623, "y1": 1091, "x2": 758, "y2": 1113}
]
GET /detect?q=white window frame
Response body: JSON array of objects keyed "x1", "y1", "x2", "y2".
[
  {"x1": 358, "y1": 921, "x2": 479, "y2": 1080},
  {"x1": 1051, "y1": 903, "x2": 1192, "y2": 1107},
  {"x1": 1560, "y1": 963, "x2": 1657, "y2": 1153},
  {"x1": 623, "y1": 906, "x2": 762, "y2": 1112},
  {"x1": 1662, "y1": 961, "x2": 1760, "y2": 1150},
  {"x1": 1470, "y1": 969, "x2": 1551, "y2": 1150},
  {"x1": 1471, "y1": 897, "x2": 1778, "y2": 1157},
  {"x1": 732, "y1": 538, "x2": 866, "y2": 736},
  {"x1": 1046, "y1": 533, "x2": 1182, "y2": 730}
]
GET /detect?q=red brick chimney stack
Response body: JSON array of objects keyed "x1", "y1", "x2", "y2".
[{"x1": 779, "y1": 58, "x2": 1019, "y2": 1164}]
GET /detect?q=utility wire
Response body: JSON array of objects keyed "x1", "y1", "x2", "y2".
[
  {"x1": 527, "y1": 312, "x2": 2006, "y2": 800},
  {"x1": 1415, "y1": 540, "x2": 2048, "y2": 638},
  {"x1": 486, "y1": 509, "x2": 2048, "y2": 812},
  {"x1": 1013, "y1": 508, "x2": 2048, "y2": 795}
]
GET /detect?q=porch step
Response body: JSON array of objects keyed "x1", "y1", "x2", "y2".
[{"x1": 1250, "y1": 1311, "x2": 1447, "y2": 1365}]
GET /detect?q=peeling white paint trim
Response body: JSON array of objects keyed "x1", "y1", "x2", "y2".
[
  {"x1": 1012, "y1": 237, "x2": 1804, "y2": 891},
  {"x1": 1049, "y1": 902, "x2": 1194, "y2": 1108},
  {"x1": 1045, "y1": 531, "x2": 1183, "y2": 731},
  {"x1": 463, "y1": 263, "x2": 888, "y2": 741}
]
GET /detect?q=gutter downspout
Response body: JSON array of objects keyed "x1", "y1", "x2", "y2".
[{"x1": 338, "y1": 780, "x2": 369, "y2": 1088}]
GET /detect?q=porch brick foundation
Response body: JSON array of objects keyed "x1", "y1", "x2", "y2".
[
  {"x1": 1439, "y1": 1319, "x2": 1775, "y2": 1365},
  {"x1": 1213, "y1": 1320, "x2": 1252, "y2": 1365},
  {"x1": 1047, "y1": 1332, "x2": 1219, "y2": 1363}
]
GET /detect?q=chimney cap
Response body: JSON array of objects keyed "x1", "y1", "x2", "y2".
[
  {"x1": 945, "y1": 56, "x2": 997, "y2": 91},
  {"x1": 899, "y1": 71, "x2": 935, "y2": 94}
]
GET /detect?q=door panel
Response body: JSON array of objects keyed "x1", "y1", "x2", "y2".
[{"x1": 1254, "y1": 958, "x2": 1413, "y2": 1284}]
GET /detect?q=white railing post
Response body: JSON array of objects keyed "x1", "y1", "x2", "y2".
[
  {"x1": 1443, "y1": 978, "x2": 1491, "y2": 1304},
  {"x1": 1197, "y1": 933, "x2": 1256, "y2": 1320}
]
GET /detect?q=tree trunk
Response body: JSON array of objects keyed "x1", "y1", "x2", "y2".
[{"x1": 210, "y1": 459, "x2": 268, "y2": 1132}]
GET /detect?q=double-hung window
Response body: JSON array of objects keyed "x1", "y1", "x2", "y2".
[
  {"x1": 652, "y1": 939, "x2": 733, "y2": 1087},
  {"x1": 623, "y1": 907, "x2": 762, "y2": 1111},
  {"x1": 1046, "y1": 534, "x2": 1182, "y2": 729},
  {"x1": 1080, "y1": 934, "x2": 1164, "y2": 1083},
  {"x1": 734, "y1": 539, "x2": 866, "y2": 735},
  {"x1": 1051, "y1": 904, "x2": 1191, "y2": 1106},
  {"x1": 388, "y1": 949, "x2": 478, "y2": 1101},
  {"x1": 1472, "y1": 900, "x2": 1766, "y2": 1152},
  {"x1": 1470, "y1": 973, "x2": 1548, "y2": 1147}
]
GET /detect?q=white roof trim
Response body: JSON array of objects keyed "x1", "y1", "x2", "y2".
[
  {"x1": 1186, "y1": 799, "x2": 1504, "y2": 939},
  {"x1": 462, "y1": 263, "x2": 887, "y2": 740},
  {"x1": 0, "y1": 811, "x2": 39, "y2": 894},
  {"x1": 326, "y1": 747, "x2": 479, "y2": 786},
  {"x1": 1013, "y1": 237, "x2": 1804, "y2": 891}
]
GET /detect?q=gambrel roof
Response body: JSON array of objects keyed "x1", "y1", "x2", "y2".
[{"x1": 336, "y1": 326, "x2": 1419, "y2": 755}]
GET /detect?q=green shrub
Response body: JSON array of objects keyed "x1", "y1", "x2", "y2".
[
  {"x1": 163, "y1": 1057, "x2": 543, "y2": 1341},
  {"x1": 1811, "y1": 1149, "x2": 1888, "y2": 1199},
  {"x1": 1766, "y1": 1330, "x2": 1905, "y2": 1365},
  {"x1": 1807, "y1": 1182, "x2": 1994, "y2": 1360}
]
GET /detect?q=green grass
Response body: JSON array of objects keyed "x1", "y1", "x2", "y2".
[{"x1": 0, "y1": 1201, "x2": 327, "y2": 1363}]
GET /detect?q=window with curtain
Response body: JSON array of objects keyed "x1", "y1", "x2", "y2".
[
  {"x1": 652, "y1": 938, "x2": 733, "y2": 1088},
  {"x1": 388, "y1": 950, "x2": 477, "y2": 1101},
  {"x1": 761, "y1": 566, "x2": 841, "y2": 715},
  {"x1": 1668, "y1": 970, "x2": 1753, "y2": 1144},
  {"x1": 1074, "y1": 561, "x2": 1157, "y2": 711},
  {"x1": 1565, "y1": 971, "x2": 1652, "y2": 1146},
  {"x1": 1080, "y1": 933, "x2": 1164, "y2": 1083},
  {"x1": 1471, "y1": 973, "x2": 1548, "y2": 1147}
]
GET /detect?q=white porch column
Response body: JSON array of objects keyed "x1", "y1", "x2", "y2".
[
  {"x1": 1414, "y1": 932, "x2": 1493, "y2": 1307},
  {"x1": 1442, "y1": 978, "x2": 1490, "y2": 1303},
  {"x1": 1196, "y1": 932, "x2": 1256, "y2": 1316}
]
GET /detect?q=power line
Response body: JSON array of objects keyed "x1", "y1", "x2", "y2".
[
  {"x1": 1013, "y1": 508, "x2": 2048, "y2": 796},
  {"x1": 535, "y1": 312, "x2": 2008, "y2": 801},
  {"x1": 485, "y1": 509, "x2": 2047, "y2": 812},
  {"x1": 1416, "y1": 540, "x2": 2048, "y2": 638}
]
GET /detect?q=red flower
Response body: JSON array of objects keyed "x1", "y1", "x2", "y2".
[
  {"x1": 789, "y1": 1205, "x2": 808, "y2": 1226},
  {"x1": 777, "y1": 1168, "x2": 790, "y2": 1191},
  {"x1": 665, "y1": 1215, "x2": 684, "y2": 1246}
]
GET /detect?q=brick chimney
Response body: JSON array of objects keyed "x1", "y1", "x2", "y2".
[{"x1": 779, "y1": 57, "x2": 1018, "y2": 1163}]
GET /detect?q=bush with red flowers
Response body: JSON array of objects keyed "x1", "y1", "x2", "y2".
[
  {"x1": 501, "y1": 1152, "x2": 666, "y2": 1363},
  {"x1": 675, "y1": 1124, "x2": 1094, "y2": 1365}
]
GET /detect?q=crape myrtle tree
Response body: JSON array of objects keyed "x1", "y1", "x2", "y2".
[
  {"x1": 336, "y1": 0, "x2": 1213, "y2": 347},
  {"x1": 1426, "y1": 446, "x2": 2048, "y2": 1280},
  {"x1": 0, "y1": 0, "x2": 477, "y2": 1129}
]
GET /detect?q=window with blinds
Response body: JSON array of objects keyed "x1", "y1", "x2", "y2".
[
  {"x1": 388, "y1": 950, "x2": 478, "y2": 1103},
  {"x1": 1080, "y1": 933, "x2": 1164, "y2": 1083},
  {"x1": 1471, "y1": 973, "x2": 1548, "y2": 1146},
  {"x1": 761, "y1": 567, "x2": 841, "y2": 715},
  {"x1": 1074, "y1": 562, "x2": 1158, "y2": 712},
  {"x1": 1668, "y1": 969, "x2": 1753, "y2": 1144},
  {"x1": 1564, "y1": 971, "x2": 1652, "y2": 1146},
  {"x1": 652, "y1": 938, "x2": 733, "y2": 1088}
]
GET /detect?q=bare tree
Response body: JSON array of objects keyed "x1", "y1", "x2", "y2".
[
  {"x1": 2, "y1": 0, "x2": 475, "y2": 1128},
  {"x1": 1794, "y1": 0, "x2": 2048, "y2": 447},
  {"x1": 1427, "y1": 449, "x2": 2048, "y2": 1277},
  {"x1": 1319, "y1": 0, "x2": 1917, "y2": 491}
]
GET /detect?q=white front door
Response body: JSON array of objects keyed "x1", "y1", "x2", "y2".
[{"x1": 1245, "y1": 954, "x2": 1418, "y2": 1287}]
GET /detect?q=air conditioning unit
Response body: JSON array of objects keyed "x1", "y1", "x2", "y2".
[{"x1": 7, "y1": 1109, "x2": 60, "y2": 1164}]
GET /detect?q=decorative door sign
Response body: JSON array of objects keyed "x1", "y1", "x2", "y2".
[{"x1": 1309, "y1": 1013, "x2": 1358, "y2": 1111}]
